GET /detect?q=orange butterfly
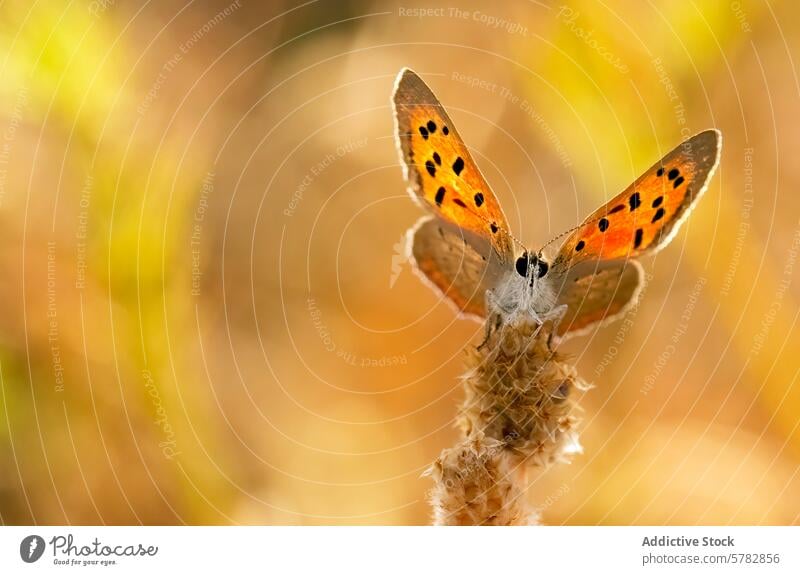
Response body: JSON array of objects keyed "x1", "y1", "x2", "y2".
[{"x1": 393, "y1": 68, "x2": 721, "y2": 338}]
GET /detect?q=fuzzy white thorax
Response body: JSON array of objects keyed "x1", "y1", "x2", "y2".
[{"x1": 487, "y1": 266, "x2": 562, "y2": 324}]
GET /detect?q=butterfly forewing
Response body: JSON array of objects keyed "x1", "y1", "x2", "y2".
[
  {"x1": 393, "y1": 68, "x2": 514, "y2": 264},
  {"x1": 555, "y1": 130, "x2": 721, "y2": 267}
]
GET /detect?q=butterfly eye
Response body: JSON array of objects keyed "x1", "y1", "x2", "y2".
[
  {"x1": 536, "y1": 259, "x2": 549, "y2": 278},
  {"x1": 515, "y1": 253, "x2": 529, "y2": 277}
]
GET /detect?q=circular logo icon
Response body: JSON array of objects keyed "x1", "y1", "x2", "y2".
[{"x1": 19, "y1": 535, "x2": 46, "y2": 563}]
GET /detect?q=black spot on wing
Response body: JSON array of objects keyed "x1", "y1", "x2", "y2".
[
  {"x1": 609, "y1": 204, "x2": 625, "y2": 214},
  {"x1": 652, "y1": 195, "x2": 663, "y2": 208},
  {"x1": 433, "y1": 152, "x2": 441, "y2": 165},
  {"x1": 673, "y1": 175, "x2": 685, "y2": 188},
  {"x1": 598, "y1": 218, "x2": 609, "y2": 232},
  {"x1": 442, "y1": 125, "x2": 449, "y2": 135},
  {"x1": 668, "y1": 168, "x2": 679, "y2": 180},
  {"x1": 634, "y1": 228, "x2": 644, "y2": 248},
  {"x1": 575, "y1": 240, "x2": 585, "y2": 252},
  {"x1": 418, "y1": 126, "x2": 428, "y2": 140},
  {"x1": 435, "y1": 187, "x2": 445, "y2": 206},
  {"x1": 453, "y1": 198, "x2": 467, "y2": 207},
  {"x1": 427, "y1": 120, "x2": 437, "y2": 133},
  {"x1": 490, "y1": 222, "x2": 498, "y2": 233},
  {"x1": 425, "y1": 160, "x2": 436, "y2": 177},
  {"x1": 629, "y1": 192, "x2": 642, "y2": 211},
  {"x1": 651, "y1": 207, "x2": 665, "y2": 222},
  {"x1": 452, "y1": 157, "x2": 465, "y2": 176},
  {"x1": 657, "y1": 167, "x2": 665, "y2": 177},
  {"x1": 474, "y1": 193, "x2": 484, "y2": 207}
]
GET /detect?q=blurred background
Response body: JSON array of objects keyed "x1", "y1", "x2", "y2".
[{"x1": 0, "y1": 0, "x2": 797, "y2": 525}]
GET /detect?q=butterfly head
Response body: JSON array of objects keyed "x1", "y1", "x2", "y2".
[{"x1": 515, "y1": 251, "x2": 549, "y2": 287}]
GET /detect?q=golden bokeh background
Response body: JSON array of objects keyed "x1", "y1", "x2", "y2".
[{"x1": 0, "y1": 0, "x2": 798, "y2": 525}]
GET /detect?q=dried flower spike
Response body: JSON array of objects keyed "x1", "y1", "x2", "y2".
[{"x1": 428, "y1": 319, "x2": 587, "y2": 525}]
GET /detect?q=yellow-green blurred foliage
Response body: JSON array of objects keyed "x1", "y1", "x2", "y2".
[{"x1": 0, "y1": 0, "x2": 797, "y2": 525}]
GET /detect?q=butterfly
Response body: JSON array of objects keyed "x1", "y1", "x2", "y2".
[{"x1": 392, "y1": 68, "x2": 721, "y2": 338}]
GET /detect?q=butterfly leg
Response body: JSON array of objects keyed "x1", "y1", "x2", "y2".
[
  {"x1": 542, "y1": 303, "x2": 568, "y2": 343},
  {"x1": 478, "y1": 290, "x2": 509, "y2": 350},
  {"x1": 544, "y1": 303, "x2": 568, "y2": 323},
  {"x1": 477, "y1": 312, "x2": 503, "y2": 350}
]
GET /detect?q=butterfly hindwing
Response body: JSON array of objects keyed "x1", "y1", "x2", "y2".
[
  {"x1": 554, "y1": 130, "x2": 721, "y2": 267},
  {"x1": 393, "y1": 68, "x2": 514, "y2": 264},
  {"x1": 553, "y1": 259, "x2": 643, "y2": 338},
  {"x1": 408, "y1": 215, "x2": 506, "y2": 319}
]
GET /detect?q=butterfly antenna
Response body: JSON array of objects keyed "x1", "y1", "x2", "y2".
[
  {"x1": 506, "y1": 229, "x2": 527, "y2": 253},
  {"x1": 536, "y1": 224, "x2": 575, "y2": 256},
  {"x1": 536, "y1": 210, "x2": 614, "y2": 257}
]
